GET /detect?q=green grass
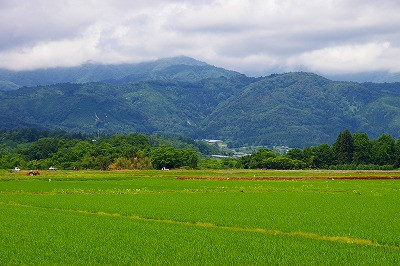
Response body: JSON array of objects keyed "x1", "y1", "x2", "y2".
[
  {"x1": 4, "y1": 169, "x2": 400, "y2": 181},
  {"x1": 0, "y1": 169, "x2": 400, "y2": 264}
]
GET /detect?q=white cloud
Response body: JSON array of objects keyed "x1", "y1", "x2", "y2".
[
  {"x1": 288, "y1": 42, "x2": 400, "y2": 74},
  {"x1": 0, "y1": 0, "x2": 400, "y2": 74},
  {"x1": 0, "y1": 27, "x2": 100, "y2": 70}
]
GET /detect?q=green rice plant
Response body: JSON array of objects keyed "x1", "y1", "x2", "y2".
[
  {"x1": 0, "y1": 204, "x2": 399, "y2": 265},
  {"x1": 0, "y1": 169, "x2": 400, "y2": 264}
]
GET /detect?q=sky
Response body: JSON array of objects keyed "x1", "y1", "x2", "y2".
[{"x1": 1, "y1": 0, "x2": 400, "y2": 75}]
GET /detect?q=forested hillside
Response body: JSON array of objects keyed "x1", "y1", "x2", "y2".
[
  {"x1": 0, "y1": 76, "x2": 254, "y2": 136},
  {"x1": 0, "y1": 129, "x2": 224, "y2": 170},
  {"x1": 1, "y1": 129, "x2": 399, "y2": 171},
  {"x1": 202, "y1": 73, "x2": 400, "y2": 147},
  {"x1": 0, "y1": 56, "x2": 239, "y2": 89},
  {"x1": 1, "y1": 58, "x2": 400, "y2": 147}
]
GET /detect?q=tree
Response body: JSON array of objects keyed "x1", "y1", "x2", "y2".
[
  {"x1": 0, "y1": 154, "x2": 27, "y2": 169},
  {"x1": 180, "y1": 148, "x2": 199, "y2": 169},
  {"x1": 313, "y1": 144, "x2": 334, "y2": 168},
  {"x1": 302, "y1": 147, "x2": 316, "y2": 168},
  {"x1": 333, "y1": 130, "x2": 354, "y2": 164},
  {"x1": 237, "y1": 155, "x2": 252, "y2": 169},
  {"x1": 248, "y1": 148, "x2": 276, "y2": 169},
  {"x1": 70, "y1": 141, "x2": 93, "y2": 161},
  {"x1": 353, "y1": 132, "x2": 372, "y2": 165},
  {"x1": 371, "y1": 134, "x2": 395, "y2": 165},
  {"x1": 150, "y1": 146, "x2": 179, "y2": 169},
  {"x1": 95, "y1": 155, "x2": 112, "y2": 170},
  {"x1": 150, "y1": 146, "x2": 198, "y2": 169},
  {"x1": 395, "y1": 137, "x2": 400, "y2": 168},
  {"x1": 286, "y1": 148, "x2": 304, "y2": 161},
  {"x1": 109, "y1": 157, "x2": 132, "y2": 170},
  {"x1": 22, "y1": 137, "x2": 59, "y2": 160},
  {"x1": 394, "y1": 138, "x2": 400, "y2": 168}
]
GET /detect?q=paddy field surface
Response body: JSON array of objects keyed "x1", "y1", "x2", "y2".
[{"x1": 0, "y1": 169, "x2": 399, "y2": 265}]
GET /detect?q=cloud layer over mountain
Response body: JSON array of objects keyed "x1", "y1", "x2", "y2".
[{"x1": 1, "y1": 0, "x2": 400, "y2": 75}]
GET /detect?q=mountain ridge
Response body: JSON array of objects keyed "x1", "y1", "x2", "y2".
[
  {"x1": 2, "y1": 56, "x2": 400, "y2": 91},
  {"x1": 1, "y1": 56, "x2": 400, "y2": 147},
  {"x1": 1, "y1": 68, "x2": 400, "y2": 147},
  {"x1": 0, "y1": 56, "x2": 238, "y2": 89}
]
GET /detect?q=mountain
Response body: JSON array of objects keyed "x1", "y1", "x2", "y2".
[
  {"x1": 325, "y1": 71, "x2": 400, "y2": 83},
  {"x1": 3, "y1": 55, "x2": 400, "y2": 90},
  {"x1": 1, "y1": 59, "x2": 400, "y2": 147},
  {"x1": 0, "y1": 56, "x2": 239, "y2": 90},
  {"x1": 0, "y1": 80, "x2": 19, "y2": 91},
  {"x1": 0, "y1": 76, "x2": 254, "y2": 136},
  {"x1": 201, "y1": 73, "x2": 396, "y2": 146},
  {"x1": 111, "y1": 64, "x2": 240, "y2": 83}
]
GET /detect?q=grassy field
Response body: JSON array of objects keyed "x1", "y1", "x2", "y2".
[{"x1": 0, "y1": 169, "x2": 400, "y2": 265}]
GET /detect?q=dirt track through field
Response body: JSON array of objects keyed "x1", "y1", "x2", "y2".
[
  {"x1": 177, "y1": 176, "x2": 400, "y2": 181},
  {"x1": 1, "y1": 201, "x2": 399, "y2": 250}
]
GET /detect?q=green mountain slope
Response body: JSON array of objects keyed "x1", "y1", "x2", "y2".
[
  {"x1": 113, "y1": 64, "x2": 241, "y2": 83},
  {"x1": 0, "y1": 76, "x2": 254, "y2": 136},
  {"x1": 201, "y1": 73, "x2": 400, "y2": 147},
  {"x1": 1, "y1": 70, "x2": 400, "y2": 147},
  {"x1": 0, "y1": 56, "x2": 239, "y2": 90}
]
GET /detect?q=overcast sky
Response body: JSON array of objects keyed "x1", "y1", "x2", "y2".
[{"x1": 1, "y1": 0, "x2": 400, "y2": 75}]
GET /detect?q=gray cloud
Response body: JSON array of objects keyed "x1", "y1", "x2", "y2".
[{"x1": 0, "y1": 0, "x2": 400, "y2": 74}]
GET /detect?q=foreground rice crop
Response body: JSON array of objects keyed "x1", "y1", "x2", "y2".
[{"x1": 0, "y1": 170, "x2": 399, "y2": 264}]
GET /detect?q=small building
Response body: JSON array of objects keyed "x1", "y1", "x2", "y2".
[
  {"x1": 203, "y1": 139, "x2": 224, "y2": 145},
  {"x1": 232, "y1": 152, "x2": 251, "y2": 158},
  {"x1": 211, "y1": 155, "x2": 231, "y2": 159}
]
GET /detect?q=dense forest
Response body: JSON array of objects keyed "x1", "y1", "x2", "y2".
[
  {"x1": 234, "y1": 129, "x2": 400, "y2": 170},
  {"x1": 0, "y1": 129, "x2": 221, "y2": 170},
  {"x1": 0, "y1": 56, "x2": 238, "y2": 88},
  {"x1": 2, "y1": 57, "x2": 400, "y2": 148},
  {"x1": 1, "y1": 129, "x2": 399, "y2": 171}
]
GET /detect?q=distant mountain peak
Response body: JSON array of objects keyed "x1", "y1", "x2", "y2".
[
  {"x1": 0, "y1": 56, "x2": 235, "y2": 89},
  {"x1": 2, "y1": 71, "x2": 400, "y2": 147},
  {"x1": 156, "y1": 56, "x2": 208, "y2": 66}
]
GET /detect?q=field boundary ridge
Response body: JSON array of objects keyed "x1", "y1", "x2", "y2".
[{"x1": 1, "y1": 201, "x2": 399, "y2": 250}]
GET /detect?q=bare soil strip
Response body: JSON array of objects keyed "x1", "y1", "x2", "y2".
[
  {"x1": 1, "y1": 201, "x2": 399, "y2": 250},
  {"x1": 177, "y1": 176, "x2": 400, "y2": 181}
]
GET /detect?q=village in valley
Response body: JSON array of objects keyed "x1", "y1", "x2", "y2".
[{"x1": 201, "y1": 139, "x2": 290, "y2": 158}]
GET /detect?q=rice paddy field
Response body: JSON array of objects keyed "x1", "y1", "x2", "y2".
[{"x1": 0, "y1": 169, "x2": 400, "y2": 265}]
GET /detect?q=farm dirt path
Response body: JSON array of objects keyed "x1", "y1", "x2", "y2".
[
  {"x1": 177, "y1": 176, "x2": 400, "y2": 180},
  {"x1": 1, "y1": 201, "x2": 399, "y2": 250}
]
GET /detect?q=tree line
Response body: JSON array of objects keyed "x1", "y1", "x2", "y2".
[
  {"x1": 233, "y1": 130, "x2": 400, "y2": 170},
  {"x1": 0, "y1": 129, "x2": 211, "y2": 170},
  {"x1": 1, "y1": 129, "x2": 399, "y2": 170}
]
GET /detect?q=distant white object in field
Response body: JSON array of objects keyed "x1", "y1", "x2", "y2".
[
  {"x1": 49, "y1": 166, "x2": 57, "y2": 170},
  {"x1": 49, "y1": 179, "x2": 51, "y2": 182},
  {"x1": 13, "y1": 167, "x2": 21, "y2": 172},
  {"x1": 161, "y1": 167, "x2": 170, "y2": 171}
]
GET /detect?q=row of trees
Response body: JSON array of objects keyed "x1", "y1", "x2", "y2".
[
  {"x1": 1, "y1": 129, "x2": 399, "y2": 170},
  {"x1": 233, "y1": 130, "x2": 400, "y2": 170},
  {"x1": 198, "y1": 130, "x2": 400, "y2": 170},
  {"x1": 0, "y1": 132, "x2": 201, "y2": 170},
  {"x1": 286, "y1": 130, "x2": 400, "y2": 169},
  {"x1": 238, "y1": 148, "x2": 305, "y2": 170}
]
